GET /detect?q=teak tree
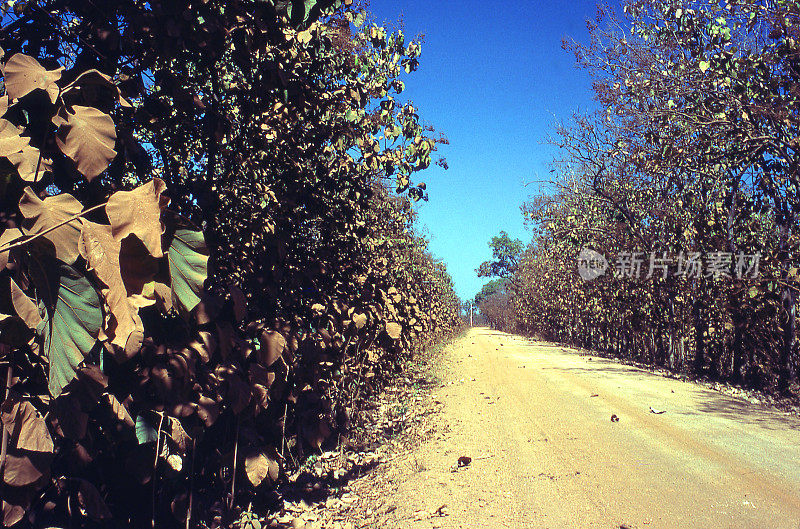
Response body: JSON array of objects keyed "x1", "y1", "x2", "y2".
[{"x1": 0, "y1": 1, "x2": 463, "y2": 527}]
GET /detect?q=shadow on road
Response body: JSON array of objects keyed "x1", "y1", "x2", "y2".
[{"x1": 695, "y1": 394, "x2": 800, "y2": 431}]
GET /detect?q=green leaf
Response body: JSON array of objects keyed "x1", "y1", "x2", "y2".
[
  {"x1": 699, "y1": 60, "x2": 710, "y2": 73},
  {"x1": 135, "y1": 415, "x2": 158, "y2": 444},
  {"x1": 167, "y1": 229, "x2": 209, "y2": 313},
  {"x1": 36, "y1": 262, "x2": 102, "y2": 397},
  {"x1": 354, "y1": 10, "x2": 366, "y2": 27}
]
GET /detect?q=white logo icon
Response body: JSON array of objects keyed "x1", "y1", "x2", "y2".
[{"x1": 577, "y1": 248, "x2": 608, "y2": 282}]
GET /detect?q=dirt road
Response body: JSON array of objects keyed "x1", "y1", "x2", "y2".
[{"x1": 386, "y1": 328, "x2": 800, "y2": 529}]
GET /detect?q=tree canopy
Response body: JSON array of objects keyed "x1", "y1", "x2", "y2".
[
  {"x1": 476, "y1": 230, "x2": 523, "y2": 279},
  {"x1": 482, "y1": 0, "x2": 800, "y2": 396},
  {"x1": 0, "y1": 1, "x2": 463, "y2": 526}
]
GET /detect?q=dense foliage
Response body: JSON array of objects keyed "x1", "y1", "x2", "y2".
[
  {"x1": 0, "y1": 1, "x2": 462, "y2": 527},
  {"x1": 485, "y1": 0, "x2": 800, "y2": 396}
]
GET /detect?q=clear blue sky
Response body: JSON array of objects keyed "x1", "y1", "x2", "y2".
[{"x1": 367, "y1": 1, "x2": 602, "y2": 301}]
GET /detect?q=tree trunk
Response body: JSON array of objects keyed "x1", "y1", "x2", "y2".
[
  {"x1": 693, "y1": 291, "x2": 706, "y2": 376},
  {"x1": 779, "y1": 287, "x2": 796, "y2": 395}
]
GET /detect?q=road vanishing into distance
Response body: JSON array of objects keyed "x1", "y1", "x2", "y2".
[{"x1": 390, "y1": 328, "x2": 800, "y2": 529}]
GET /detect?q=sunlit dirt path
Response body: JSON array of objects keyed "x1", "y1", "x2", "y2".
[{"x1": 386, "y1": 327, "x2": 800, "y2": 529}]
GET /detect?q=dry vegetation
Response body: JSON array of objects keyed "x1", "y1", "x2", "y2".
[{"x1": 0, "y1": 1, "x2": 463, "y2": 527}]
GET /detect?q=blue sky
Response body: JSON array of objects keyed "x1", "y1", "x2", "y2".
[{"x1": 367, "y1": 0, "x2": 601, "y2": 300}]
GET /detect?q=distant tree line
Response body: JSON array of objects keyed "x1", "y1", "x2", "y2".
[{"x1": 478, "y1": 0, "x2": 800, "y2": 397}]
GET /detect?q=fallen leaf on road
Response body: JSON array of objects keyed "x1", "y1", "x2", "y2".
[
  {"x1": 611, "y1": 414, "x2": 620, "y2": 422},
  {"x1": 457, "y1": 456, "x2": 472, "y2": 467},
  {"x1": 649, "y1": 407, "x2": 665, "y2": 414},
  {"x1": 413, "y1": 510, "x2": 430, "y2": 520},
  {"x1": 590, "y1": 394, "x2": 599, "y2": 397}
]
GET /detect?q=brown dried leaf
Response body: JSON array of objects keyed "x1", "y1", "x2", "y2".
[
  {"x1": 0, "y1": 118, "x2": 51, "y2": 181},
  {"x1": 10, "y1": 277, "x2": 41, "y2": 329},
  {"x1": 61, "y1": 69, "x2": 132, "y2": 108},
  {"x1": 3, "y1": 451, "x2": 51, "y2": 487},
  {"x1": 0, "y1": 227, "x2": 23, "y2": 270},
  {"x1": 137, "y1": 280, "x2": 170, "y2": 311},
  {"x1": 168, "y1": 417, "x2": 191, "y2": 453},
  {"x1": 79, "y1": 220, "x2": 148, "y2": 356},
  {"x1": 18, "y1": 187, "x2": 83, "y2": 264},
  {"x1": 385, "y1": 322, "x2": 402, "y2": 340},
  {"x1": 249, "y1": 363, "x2": 276, "y2": 388},
  {"x1": 119, "y1": 235, "x2": 161, "y2": 296},
  {"x1": 258, "y1": 330, "x2": 286, "y2": 367},
  {"x1": 196, "y1": 395, "x2": 220, "y2": 427},
  {"x1": 103, "y1": 393, "x2": 134, "y2": 429},
  {"x1": 0, "y1": 390, "x2": 54, "y2": 453},
  {"x1": 197, "y1": 330, "x2": 217, "y2": 359},
  {"x1": 50, "y1": 393, "x2": 89, "y2": 440},
  {"x1": 252, "y1": 384, "x2": 270, "y2": 410},
  {"x1": 352, "y1": 312, "x2": 367, "y2": 330},
  {"x1": 3, "y1": 53, "x2": 63, "y2": 102},
  {"x1": 7, "y1": 144, "x2": 52, "y2": 182},
  {"x1": 153, "y1": 281, "x2": 173, "y2": 311},
  {"x1": 2, "y1": 499, "x2": 25, "y2": 527},
  {"x1": 0, "y1": 278, "x2": 37, "y2": 347},
  {"x1": 244, "y1": 451, "x2": 280, "y2": 487},
  {"x1": 52, "y1": 104, "x2": 117, "y2": 180},
  {"x1": 0, "y1": 118, "x2": 28, "y2": 157},
  {"x1": 105, "y1": 178, "x2": 168, "y2": 257}
]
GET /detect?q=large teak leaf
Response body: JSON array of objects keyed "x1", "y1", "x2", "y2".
[
  {"x1": 0, "y1": 119, "x2": 50, "y2": 181},
  {"x1": 0, "y1": 277, "x2": 39, "y2": 347},
  {"x1": 0, "y1": 118, "x2": 29, "y2": 157},
  {"x1": 106, "y1": 178, "x2": 168, "y2": 258},
  {"x1": 166, "y1": 228, "x2": 209, "y2": 313},
  {"x1": 0, "y1": 390, "x2": 54, "y2": 491},
  {"x1": 61, "y1": 69, "x2": 132, "y2": 108},
  {"x1": 80, "y1": 220, "x2": 149, "y2": 357},
  {"x1": 9, "y1": 277, "x2": 41, "y2": 330},
  {"x1": 0, "y1": 228, "x2": 22, "y2": 271},
  {"x1": 52, "y1": 104, "x2": 117, "y2": 180},
  {"x1": 36, "y1": 262, "x2": 102, "y2": 397},
  {"x1": 7, "y1": 144, "x2": 52, "y2": 182},
  {"x1": 0, "y1": 390, "x2": 54, "y2": 453},
  {"x1": 18, "y1": 187, "x2": 83, "y2": 264},
  {"x1": 2, "y1": 53, "x2": 63, "y2": 102}
]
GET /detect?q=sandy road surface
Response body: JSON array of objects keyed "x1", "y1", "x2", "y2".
[{"x1": 389, "y1": 328, "x2": 800, "y2": 529}]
